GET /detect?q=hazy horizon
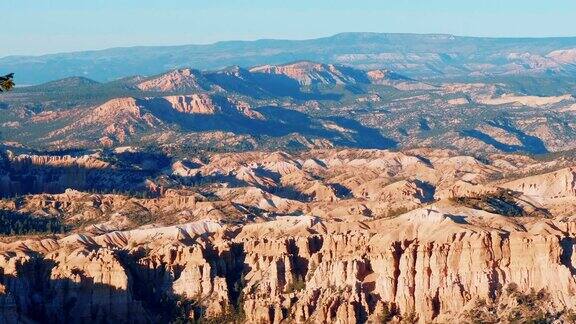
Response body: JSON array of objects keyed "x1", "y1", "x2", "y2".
[
  {"x1": 4, "y1": 31, "x2": 576, "y2": 59},
  {"x1": 3, "y1": 0, "x2": 576, "y2": 57}
]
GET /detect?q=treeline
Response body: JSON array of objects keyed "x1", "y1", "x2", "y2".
[
  {"x1": 83, "y1": 188, "x2": 156, "y2": 199},
  {"x1": 0, "y1": 210, "x2": 69, "y2": 235},
  {"x1": 451, "y1": 191, "x2": 550, "y2": 218}
]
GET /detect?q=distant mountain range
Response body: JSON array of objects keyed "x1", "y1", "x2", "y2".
[
  {"x1": 3, "y1": 32, "x2": 576, "y2": 84},
  {"x1": 1, "y1": 60, "x2": 576, "y2": 155},
  {"x1": 0, "y1": 61, "x2": 417, "y2": 151}
]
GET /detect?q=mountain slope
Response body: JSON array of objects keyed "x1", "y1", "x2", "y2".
[{"x1": 45, "y1": 94, "x2": 266, "y2": 146}]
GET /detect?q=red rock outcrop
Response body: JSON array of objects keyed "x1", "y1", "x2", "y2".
[{"x1": 136, "y1": 68, "x2": 211, "y2": 92}]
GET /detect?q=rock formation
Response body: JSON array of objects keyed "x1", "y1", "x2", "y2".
[
  {"x1": 136, "y1": 68, "x2": 212, "y2": 92},
  {"x1": 250, "y1": 61, "x2": 365, "y2": 86},
  {"x1": 2, "y1": 148, "x2": 576, "y2": 323}
]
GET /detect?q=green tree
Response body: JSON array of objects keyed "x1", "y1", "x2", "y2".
[{"x1": 0, "y1": 73, "x2": 15, "y2": 92}]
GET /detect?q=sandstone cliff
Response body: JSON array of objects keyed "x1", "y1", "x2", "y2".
[{"x1": 2, "y1": 207, "x2": 576, "y2": 323}]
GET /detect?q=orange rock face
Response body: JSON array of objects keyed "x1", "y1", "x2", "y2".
[{"x1": 136, "y1": 68, "x2": 211, "y2": 92}]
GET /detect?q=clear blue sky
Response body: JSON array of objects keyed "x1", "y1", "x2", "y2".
[{"x1": 2, "y1": 0, "x2": 576, "y2": 57}]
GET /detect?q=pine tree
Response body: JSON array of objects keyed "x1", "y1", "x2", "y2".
[{"x1": 0, "y1": 73, "x2": 15, "y2": 92}]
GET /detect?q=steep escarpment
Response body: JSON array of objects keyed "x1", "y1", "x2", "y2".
[{"x1": 250, "y1": 61, "x2": 369, "y2": 86}]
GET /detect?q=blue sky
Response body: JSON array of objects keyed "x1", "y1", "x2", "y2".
[{"x1": 2, "y1": 0, "x2": 576, "y2": 57}]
